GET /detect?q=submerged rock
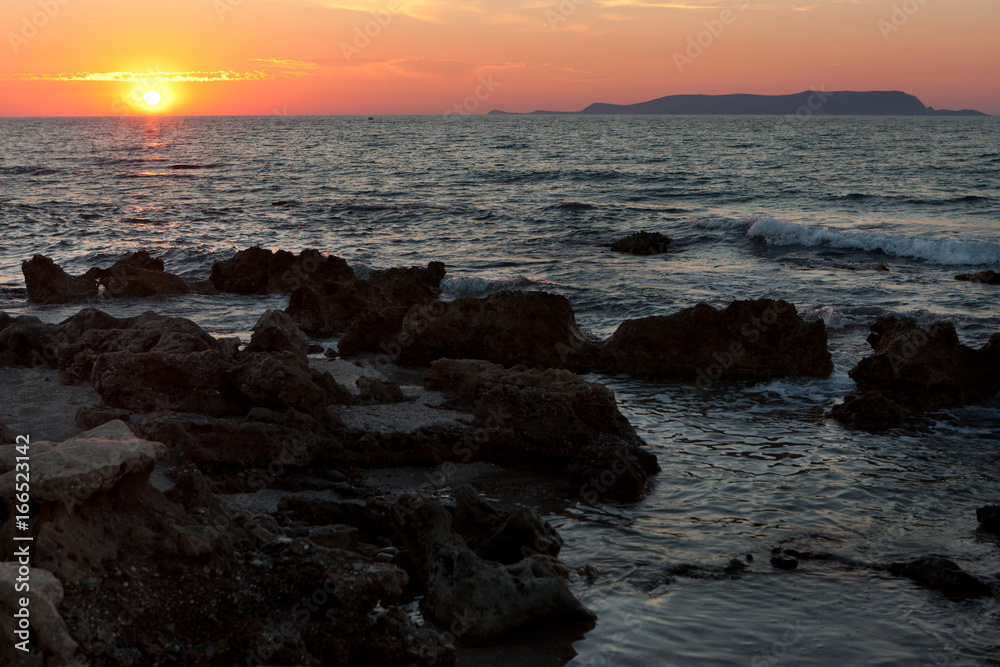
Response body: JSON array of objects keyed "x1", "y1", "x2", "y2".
[
  {"x1": 604, "y1": 299, "x2": 833, "y2": 382},
  {"x1": 609, "y1": 230, "x2": 671, "y2": 255},
  {"x1": 210, "y1": 246, "x2": 354, "y2": 294},
  {"x1": 976, "y1": 505, "x2": 1000, "y2": 534},
  {"x1": 21, "y1": 254, "x2": 97, "y2": 304},
  {"x1": 832, "y1": 317, "x2": 1000, "y2": 430},
  {"x1": 888, "y1": 557, "x2": 993, "y2": 600},
  {"x1": 955, "y1": 269, "x2": 1000, "y2": 284}
]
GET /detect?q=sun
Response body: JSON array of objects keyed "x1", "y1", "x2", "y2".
[{"x1": 144, "y1": 90, "x2": 161, "y2": 106}]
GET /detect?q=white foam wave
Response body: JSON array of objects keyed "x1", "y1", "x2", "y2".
[
  {"x1": 692, "y1": 216, "x2": 759, "y2": 230},
  {"x1": 441, "y1": 275, "x2": 538, "y2": 299},
  {"x1": 747, "y1": 218, "x2": 1000, "y2": 266}
]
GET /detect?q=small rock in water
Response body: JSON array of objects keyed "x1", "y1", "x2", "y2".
[
  {"x1": 955, "y1": 269, "x2": 1000, "y2": 284},
  {"x1": 770, "y1": 555, "x2": 798, "y2": 570},
  {"x1": 976, "y1": 505, "x2": 1000, "y2": 534},
  {"x1": 609, "y1": 230, "x2": 671, "y2": 256}
]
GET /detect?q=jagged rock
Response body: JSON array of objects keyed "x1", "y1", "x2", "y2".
[
  {"x1": 210, "y1": 247, "x2": 354, "y2": 294},
  {"x1": 833, "y1": 317, "x2": 1000, "y2": 430},
  {"x1": 609, "y1": 231, "x2": 671, "y2": 255},
  {"x1": 0, "y1": 564, "x2": 81, "y2": 666},
  {"x1": 424, "y1": 359, "x2": 659, "y2": 501},
  {"x1": 976, "y1": 505, "x2": 1000, "y2": 534},
  {"x1": 0, "y1": 314, "x2": 60, "y2": 368},
  {"x1": 337, "y1": 306, "x2": 409, "y2": 357},
  {"x1": 0, "y1": 420, "x2": 164, "y2": 503},
  {"x1": 58, "y1": 309, "x2": 221, "y2": 384},
  {"x1": 390, "y1": 496, "x2": 595, "y2": 644},
  {"x1": 361, "y1": 606, "x2": 456, "y2": 667},
  {"x1": 604, "y1": 299, "x2": 833, "y2": 382},
  {"x1": 229, "y1": 351, "x2": 350, "y2": 416},
  {"x1": 21, "y1": 255, "x2": 97, "y2": 304},
  {"x1": 96, "y1": 250, "x2": 191, "y2": 298},
  {"x1": 288, "y1": 262, "x2": 445, "y2": 337},
  {"x1": 394, "y1": 291, "x2": 600, "y2": 370},
  {"x1": 356, "y1": 377, "x2": 409, "y2": 405},
  {"x1": 955, "y1": 269, "x2": 1000, "y2": 284},
  {"x1": 287, "y1": 279, "x2": 386, "y2": 336},
  {"x1": 888, "y1": 557, "x2": 993, "y2": 600},
  {"x1": 452, "y1": 485, "x2": 562, "y2": 563},
  {"x1": 244, "y1": 309, "x2": 310, "y2": 357}
]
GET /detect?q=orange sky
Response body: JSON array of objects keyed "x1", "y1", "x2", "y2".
[{"x1": 1, "y1": 0, "x2": 997, "y2": 116}]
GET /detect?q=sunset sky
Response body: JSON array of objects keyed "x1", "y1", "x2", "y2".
[{"x1": 1, "y1": 0, "x2": 997, "y2": 116}]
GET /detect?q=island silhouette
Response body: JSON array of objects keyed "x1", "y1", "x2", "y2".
[{"x1": 488, "y1": 90, "x2": 988, "y2": 116}]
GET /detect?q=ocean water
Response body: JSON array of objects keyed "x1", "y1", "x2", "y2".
[{"x1": 1, "y1": 115, "x2": 999, "y2": 665}]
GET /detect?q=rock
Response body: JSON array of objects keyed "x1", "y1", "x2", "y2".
[
  {"x1": 243, "y1": 309, "x2": 310, "y2": 357},
  {"x1": 888, "y1": 557, "x2": 993, "y2": 600},
  {"x1": 829, "y1": 391, "x2": 908, "y2": 431},
  {"x1": 875, "y1": 263, "x2": 890, "y2": 272},
  {"x1": 452, "y1": 485, "x2": 562, "y2": 563},
  {"x1": 229, "y1": 351, "x2": 350, "y2": 416},
  {"x1": 609, "y1": 231, "x2": 671, "y2": 255},
  {"x1": 163, "y1": 468, "x2": 220, "y2": 510},
  {"x1": 394, "y1": 291, "x2": 600, "y2": 370},
  {"x1": 424, "y1": 359, "x2": 659, "y2": 501},
  {"x1": 21, "y1": 254, "x2": 98, "y2": 304},
  {"x1": 976, "y1": 505, "x2": 1000, "y2": 534},
  {"x1": 356, "y1": 377, "x2": 409, "y2": 405},
  {"x1": 604, "y1": 299, "x2": 833, "y2": 382},
  {"x1": 307, "y1": 524, "x2": 360, "y2": 550},
  {"x1": 96, "y1": 251, "x2": 191, "y2": 298},
  {"x1": 337, "y1": 306, "x2": 409, "y2": 357},
  {"x1": 278, "y1": 497, "x2": 391, "y2": 545},
  {"x1": 770, "y1": 555, "x2": 798, "y2": 570},
  {"x1": 289, "y1": 262, "x2": 445, "y2": 337},
  {"x1": 287, "y1": 279, "x2": 386, "y2": 336},
  {"x1": 0, "y1": 418, "x2": 10, "y2": 444},
  {"x1": 362, "y1": 607, "x2": 456, "y2": 667},
  {"x1": 390, "y1": 496, "x2": 595, "y2": 644},
  {"x1": 210, "y1": 247, "x2": 354, "y2": 294},
  {"x1": 833, "y1": 317, "x2": 1000, "y2": 430},
  {"x1": 0, "y1": 315, "x2": 60, "y2": 369},
  {"x1": 0, "y1": 421, "x2": 164, "y2": 503},
  {"x1": 0, "y1": 564, "x2": 81, "y2": 665},
  {"x1": 955, "y1": 269, "x2": 1000, "y2": 284}
]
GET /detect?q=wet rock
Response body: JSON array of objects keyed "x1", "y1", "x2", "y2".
[
  {"x1": 452, "y1": 485, "x2": 562, "y2": 563},
  {"x1": 390, "y1": 496, "x2": 596, "y2": 644},
  {"x1": 95, "y1": 251, "x2": 190, "y2": 298},
  {"x1": 0, "y1": 314, "x2": 60, "y2": 368},
  {"x1": 833, "y1": 317, "x2": 1000, "y2": 430},
  {"x1": 21, "y1": 254, "x2": 98, "y2": 304},
  {"x1": 955, "y1": 269, "x2": 1000, "y2": 284},
  {"x1": 0, "y1": 564, "x2": 81, "y2": 666},
  {"x1": 609, "y1": 230, "x2": 671, "y2": 255},
  {"x1": 394, "y1": 291, "x2": 601, "y2": 370},
  {"x1": 976, "y1": 505, "x2": 1000, "y2": 534},
  {"x1": 210, "y1": 247, "x2": 354, "y2": 294},
  {"x1": 367, "y1": 261, "x2": 446, "y2": 309},
  {"x1": 604, "y1": 299, "x2": 833, "y2": 382},
  {"x1": 243, "y1": 309, "x2": 310, "y2": 357},
  {"x1": 424, "y1": 359, "x2": 659, "y2": 501},
  {"x1": 770, "y1": 555, "x2": 798, "y2": 570},
  {"x1": 888, "y1": 557, "x2": 993, "y2": 600}
]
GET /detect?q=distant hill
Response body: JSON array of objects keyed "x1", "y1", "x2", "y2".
[{"x1": 488, "y1": 91, "x2": 988, "y2": 116}]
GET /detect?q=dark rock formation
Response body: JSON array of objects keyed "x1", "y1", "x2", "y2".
[
  {"x1": 0, "y1": 313, "x2": 61, "y2": 368},
  {"x1": 21, "y1": 254, "x2": 98, "y2": 304},
  {"x1": 94, "y1": 250, "x2": 191, "y2": 298},
  {"x1": 609, "y1": 231, "x2": 671, "y2": 255},
  {"x1": 976, "y1": 505, "x2": 1000, "y2": 534},
  {"x1": 243, "y1": 309, "x2": 310, "y2": 357},
  {"x1": 0, "y1": 417, "x2": 10, "y2": 444},
  {"x1": 888, "y1": 557, "x2": 994, "y2": 600},
  {"x1": 832, "y1": 317, "x2": 1000, "y2": 430},
  {"x1": 210, "y1": 247, "x2": 354, "y2": 294},
  {"x1": 425, "y1": 359, "x2": 659, "y2": 501},
  {"x1": 393, "y1": 291, "x2": 600, "y2": 370},
  {"x1": 955, "y1": 269, "x2": 1000, "y2": 285},
  {"x1": 604, "y1": 299, "x2": 833, "y2": 382},
  {"x1": 288, "y1": 262, "x2": 445, "y2": 337},
  {"x1": 452, "y1": 485, "x2": 562, "y2": 564},
  {"x1": 389, "y1": 495, "x2": 595, "y2": 643}
]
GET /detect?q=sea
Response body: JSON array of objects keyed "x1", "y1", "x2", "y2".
[{"x1": 1, "y1": 114, "x2": 998, "y2": 666}]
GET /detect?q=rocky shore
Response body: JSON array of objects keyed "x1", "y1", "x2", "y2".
[{"x1": 2, "y1": 248, "x2": 998, "y2": 665}]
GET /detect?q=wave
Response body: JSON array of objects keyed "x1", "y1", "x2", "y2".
[
  {"x1": 747, "y1": 218, "x2": 1000, "y2": 266},
  {"x1": 553, "y1": 200, "x2": 597, "y2": 211},
  {"x1": 692, "y1": 216, "x2": 759, "y2": 230},
  {"x1": 441, "y1": 275, "x2": 543, "y2": 299},
  {"x1": 0, "y1": 165, "x2": 58, "y2": 176}
]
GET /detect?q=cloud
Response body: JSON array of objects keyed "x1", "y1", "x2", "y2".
[{"x1": 0, "y1": 70, "x2": 308, "y2": 82}]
